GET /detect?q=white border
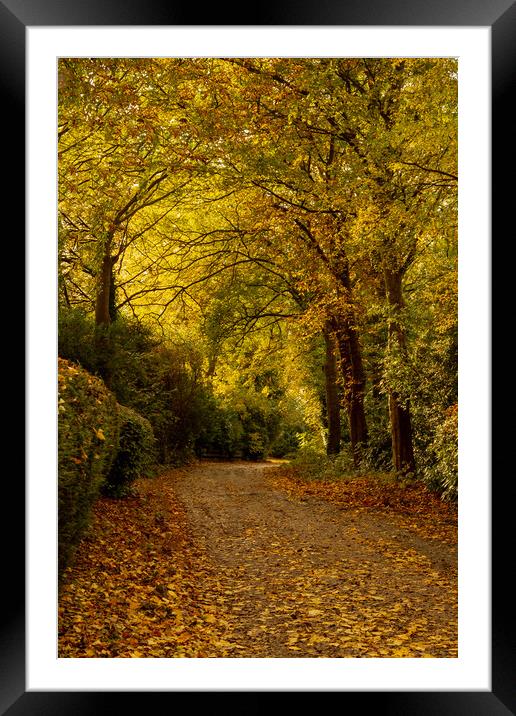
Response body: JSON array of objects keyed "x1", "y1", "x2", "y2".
[{"x1": 27, "y1": 26, "x2": 490, "y2": 691}]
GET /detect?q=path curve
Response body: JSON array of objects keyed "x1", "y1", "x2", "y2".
[{"x1": 171, "y1": 461, "x2": 457, "y2": 658}]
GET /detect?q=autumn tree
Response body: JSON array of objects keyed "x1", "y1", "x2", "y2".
[
  {"x1": 58, "y1": 59, "x2": 206, "y2": 380},
  {"x1": 57, "y1": 57, "x2": 457, "y2": 482},
  {"x1": 221, "y1": 58, "x2": 457, "y2": 473}
]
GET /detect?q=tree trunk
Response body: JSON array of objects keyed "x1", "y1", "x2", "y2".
[
  {"x1": 331, "y1": 254, "x2": 368, "y2": 466},
  {"x1": 323, "y1": 323, "x2": 341, "y2": 455},
  {"x1": 95, "y1": 250, "x2": 115, "y2": 328},
  {"x1": 108, "y1": 268, "x2": 118, "y2": 323},
  {"x1": 388, "y1": 391, "x2": 415, "y2": 474},
  {"x1": 333, "y1": 319, "x2": 369, "y2": 465},
  {"x1": 94, "y1": 240, "x2": 116, "y2": 387},
  {"x1": 384, "y1": 267, "x2": 416, "y2": 475}
]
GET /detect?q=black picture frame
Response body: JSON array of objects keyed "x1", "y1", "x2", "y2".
[{"x1": 8, "y1": 0, "x2": 511, "y2": 712}]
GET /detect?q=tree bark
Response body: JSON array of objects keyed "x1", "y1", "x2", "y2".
[
  {"x1": 333, "y1": 317, "x2": 369, "y2": 465},
  {"x1": 94, "y1": 236, "x2": 116, "y2": 387},
  {"x1": 95, "y1": 250, "x2": 115, "y2": 328},
  {"x1": 322, "y1": 323, "x2": 341, "y2": 455},
  {"x1": 383, "y1": 267, "x2": 416, "y2": 475},
  {"x1": 388, "y1": 391, "x2": 415, "y2": 474},
  {"x1": 331, "y1": 252, "x2": 369, "y2": 466}
]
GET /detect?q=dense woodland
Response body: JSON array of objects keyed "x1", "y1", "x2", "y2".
[{"x1": 58, "y1": 58, "x2": 458, "y2": 591}]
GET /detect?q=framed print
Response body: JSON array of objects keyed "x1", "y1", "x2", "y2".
[{"x1": 8, "y1": 0, "x2": 512, "y2": 712}]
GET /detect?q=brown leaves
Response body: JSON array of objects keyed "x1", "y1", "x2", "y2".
[
  {"x1": 59, "y1": 463, "x2": 458, "y2": 659},
  {"x1": 58, "y1": 471, "x2": 227, "y2": 658},
  {"x1": 266, "y1": 466, "x2": 458, "y2": 546}
]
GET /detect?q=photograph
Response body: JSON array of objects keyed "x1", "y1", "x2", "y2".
[
  {"x1": 56, "y1": 56, "x2": 460, "y2": 661},
  {"x1": 7, "y1": 0, "x2": 511, "y2": 710}
]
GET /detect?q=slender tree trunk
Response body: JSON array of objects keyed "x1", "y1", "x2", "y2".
[
  {"x1": 330, "y1": 304, "x2": 368, "y2": 466},
  {"x1": 95, "y1": 250, "x2": 115, "y2": 328},
  {"x1": 108, "y1": 268, "x2": 118, "y2": 323},
  {"x1": 60, "y1": 278, "x2": 71, "y2": 308},
  {"x1": 384, "y1": 267, "x2": 416, "y2": 475},
  {"x1": 94, "y1": 238, "x2": 116, "y2": 387},
  {"x1": 330, "y1": 253, "x2": 369, "y2": 466},
  {"x1": 323, "y1": 323, "x2": 341, "y2": 455},
  {"x1": 388, "y1": 392, "x2": 415, "y2": 474},
  {"x1": 333, "y1": 317, "x2": 369, "y2": 465}
]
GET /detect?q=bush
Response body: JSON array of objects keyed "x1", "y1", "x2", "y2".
[
  {"x1": 58, "y1": 358, "x2": 119, "y2": 582},
  {"x1": 195, "y1": 386, "x2": 283, "y2": 461},
  {"x1": 269, "y1": 424, "x2": 303, "y2": 458},
  {"x1": 422, "y1": 404, "x2": 458, "y2": 501},
  {"x1": 103, "y1": 405, "x2": 156, "y2": 497},
  {"x1": 243, "y1": 430, "x2": 267, "y2": 460},
  {"x1": 289, "y1": 445, "x2": 335, "y2": 480},
  {"x1": 194, "y1": 400, "x2": 243, "y2": 458},
  {"x1": 58, "y1": 307, "x2": 98, "y2": 370},
  {"x1": 58, "y1": 308, "x2": 205, "y2": 464},
  {"x1": 288, "y1": 444, "x2": 370, "y2": 481},
  {"x1": 135, "y1": 344, "x2": 211, "y2": 463},
  {"x1": 239, "y1": 397, "x2": 281, "y2": 461},
  {"x1": 58, "y1": 307, "x2": 159, "y2": 406}
]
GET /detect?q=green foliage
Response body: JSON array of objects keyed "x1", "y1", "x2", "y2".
[
  {"x1": 103, "y1": 405, "x2": 157, "y2": 497},
  {"x1": 194, "y1": 398, "x2": 243, "y2": 458},
  {"x1": 58, "y1": 307, "x2": 98, "y2": 370},
  {"x1": 58, "y1": 358, "x2": 119, "y2": 582},
  {"x1": 288, "y1": 443, "x2": 359, "y2": 481},
  {"x1": 289, "y1": 442, "x2": 391, "y2": 482},
  {"x1": 57, "y1": 59, "x2": 458, "y2": 498},
  {"x1": 360, "y1": 379, "x2": 392, "y2": 471},
  {"x1": 289, "y1": 445, "x2": 332, "y2": 480},
  {"x1": 58, "y1": 308, "x2": 214, "y2": 464},
  {"x1": 58, "y1": 308, "x2": 159, "y2": 400},
  {"x1": 135, "y1": 343, "x2": 212, "y2": 463},
  {"x1": 239, "y1": 400, "x2": 276, "y2": 460},
  {"x1": 421, "y1": 404, "x2": 458, "y2": 502},
  {"x1": 194, "y1": 359, "x2": 310, "y2": 461},
  {"x1": 194, "y1": 391, "x2": 280, "y2": 461},
  {"x1": 269, "y1": 424, "x2": 303, "y2": 458},
  {"x1": 243, "y1": 431, "x2": 268, "y2": 461}
]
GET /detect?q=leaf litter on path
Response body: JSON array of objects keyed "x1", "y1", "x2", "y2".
[{"x1": 59, "y1": 461, "x2": 457, "y2": 658}]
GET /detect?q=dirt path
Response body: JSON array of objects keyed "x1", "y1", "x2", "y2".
[{"x1": 171, "y1": 461, "x2": 457, "y2": 658}]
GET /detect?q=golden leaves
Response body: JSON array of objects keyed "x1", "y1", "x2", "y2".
[
  {"x1": 306, "y1": 608, "x2": 323, "y2": 617},
  {"x1": 267, "y1": 466, "x2": 458, "y2": 546},
  {"x1": 175, "y1": 632, "x2": 192, "y2": 644},
  {"x1": 59, "y1": 465, "x2": 458, "y2": 659},
  {"x1": 58, "y1": 473, "x2": 220, "y2": 658}
]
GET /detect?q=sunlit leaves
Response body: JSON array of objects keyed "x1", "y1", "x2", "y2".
[{"x1": 58, "y1": 57, "x2": 457, "y2": 483}]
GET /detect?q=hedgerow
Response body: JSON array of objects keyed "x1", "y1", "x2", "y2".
[
  {"x1": 421, "y1": 404, "x2": 458, "y2": 502},
  {"x1": 58, "y1": 358, "x2": 119, "y2": 582},
  {"x1": 103, "y1": 404, "x2": 156, "y2": 497}
]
